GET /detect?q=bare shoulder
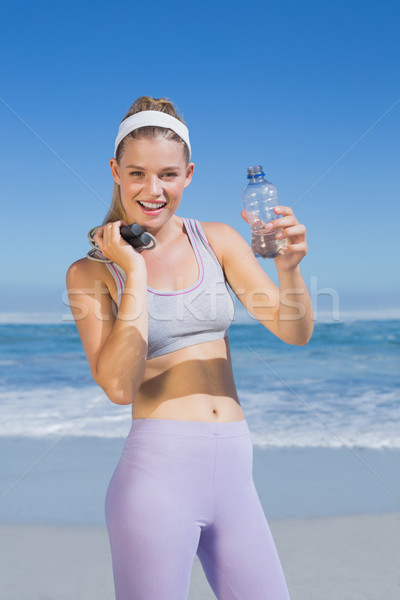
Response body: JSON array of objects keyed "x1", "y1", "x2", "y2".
[
  {"x1": 199, "y1": 219, "x2": 281, "y2": 338},
  {"x1": 66, "y1": 256, "x2": 100, "y2": 286},
  {"x1": 66, "y1": 256, "x2": 113, "y2": 291},
  {"x1": 198, "y1": 220, "x2": 247, "y2": 267},
  {"x1": 67, "y1": 254, "x2": 117, "y2": 299}
]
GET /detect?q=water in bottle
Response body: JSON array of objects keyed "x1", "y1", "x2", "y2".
[{"x1": 242, "y1": 165, "x2": 286, "y2": 258}]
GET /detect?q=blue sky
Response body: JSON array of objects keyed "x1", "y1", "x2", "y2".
[{"x1": 1, "y1": 0, "x2": 399, "y2": 316}]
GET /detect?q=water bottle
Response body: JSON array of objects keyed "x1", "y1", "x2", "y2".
[{"x1": 242, "y1": 165, "x2": 286, "y2": 258}]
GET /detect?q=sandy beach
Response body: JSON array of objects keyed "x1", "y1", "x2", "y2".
[
  {"x1": 1, "y1": 433, "x2": 400, "y2": 597},
  {"x1": 1, "y1": 512, "x2": 399, "y2": 599}
]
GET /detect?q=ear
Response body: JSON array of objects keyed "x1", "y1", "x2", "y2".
[
  {"x1": 109, "y1": 158, "x2": 121, "y2": 185},
  {"x1": 183, "y1": 162, "x2": 195, "y2": 189}
]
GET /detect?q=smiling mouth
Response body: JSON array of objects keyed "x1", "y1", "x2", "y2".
[{"x1": 138, "y1": 201, "x2": 167, "y2": 210}]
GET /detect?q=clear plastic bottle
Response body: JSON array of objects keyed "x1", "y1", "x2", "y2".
[{"x1": 242, "y1": 165, "x2": 286, "y2": 258}]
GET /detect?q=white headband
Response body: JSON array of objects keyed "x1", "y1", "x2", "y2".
[{"x1": 114, "y1": 110, "x2": 191, "y2": 159}]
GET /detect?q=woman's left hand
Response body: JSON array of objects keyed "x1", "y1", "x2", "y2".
[{"x1": 241, "y1": 205, "x2": 308, "y2": 271}]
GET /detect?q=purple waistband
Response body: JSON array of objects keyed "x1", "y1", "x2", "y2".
[{"x1": 128, "y1": 417, "x2": 250, "y2": 438}]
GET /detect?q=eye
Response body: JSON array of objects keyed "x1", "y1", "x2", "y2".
[
  {"x1": 163, "y1": 172, "x2": 178, "y2": 178},
  {"x1": 130, "y1": 171, "x2": 143, "y2": 176}
]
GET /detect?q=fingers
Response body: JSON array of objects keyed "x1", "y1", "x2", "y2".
[
  {"x1": 241, "y1": 205, "x2": 306, "y2": 244},
  {"x1": 93, "y1": 221, "x2": 120, "y2": 250},
  {"x1": 104, "y1": 221, "x2": 119, "y2": 242},
  {"x1": 274, "y1": 205, "x2": 293, "y2": 216},
  {"x1": 264, "y1": 215, "x2": 297, "y2": 231},
  {"x1": 240, "y1": 210, "x2": 250, "y2": 223},
  {"x1": 92, "y1": 226, "x2": 104, "y2": 245},
  {"x1": 275, "y1": 224, "x2": 306, "y2": 239},
  {"x1": 279, "y1": 241, "x2": 308, "y2": 254},
  {"x1": 271, "y1": 206, "x2": 295, "y2": 226},
  {"x1": 264, "y1": 208, "x2": 305, "y2": 237}
]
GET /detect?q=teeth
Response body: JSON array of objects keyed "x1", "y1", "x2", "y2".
[{"x1": 139, "y1": 201, "x2": 166, "y2": 209}]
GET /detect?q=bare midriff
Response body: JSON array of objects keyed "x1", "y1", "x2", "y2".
[
  {"x1": 132, "y1": 336, "x2": 245, "y2": 423},
  {"x1": 102, "y1": 218, "x2": 245, "y2": 423}
]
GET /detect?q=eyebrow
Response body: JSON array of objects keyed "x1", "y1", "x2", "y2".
[{"x1": 125, "y1": 164, "x2": 182, "y2": 170}]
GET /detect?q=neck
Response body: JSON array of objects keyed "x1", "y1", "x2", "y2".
[{"x1": 143, "y1": 215, "x2": 184, "y2": 246}]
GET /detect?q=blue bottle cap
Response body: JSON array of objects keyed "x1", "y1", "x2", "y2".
[{"x1": 247, "y1": 165, "x2": 265, "y2": 179}]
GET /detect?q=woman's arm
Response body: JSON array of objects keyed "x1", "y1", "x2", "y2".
[
  {"x1": 261, "y1": 204, "x2": 313, "y2": 345},
  {"x1": 273, "y1": 263, "x2": 314, "y2": 345},
  {"x1": 202, "y1": 208, "x2": 314, "y2": 346},
  {"x1": 65, "y1": 221, "x2": 149, "y2": 405},
  {"x1": 66, "y1": 259, "x2": 148, "y2": 404}
]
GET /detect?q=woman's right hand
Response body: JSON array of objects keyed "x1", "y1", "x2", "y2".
[{"x1": 93, "y1": 220, "x2": 147, "y2": 274}]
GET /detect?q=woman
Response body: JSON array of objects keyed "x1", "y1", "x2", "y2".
[{"x1": 66, "y1": 96, "x2": 313, "y2": 599}]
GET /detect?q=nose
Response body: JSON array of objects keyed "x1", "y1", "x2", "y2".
[{"x1": 146, "y1": 175, "x2": 163, "y2": 198}]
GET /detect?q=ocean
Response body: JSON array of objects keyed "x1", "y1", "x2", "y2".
[{"x1": 1, "y1": 313, "x2": 399, "y2": 450}]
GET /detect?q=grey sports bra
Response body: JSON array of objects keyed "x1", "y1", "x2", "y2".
[{"x1": 100, "y1": 217, "x2": 235, "y2": 359}]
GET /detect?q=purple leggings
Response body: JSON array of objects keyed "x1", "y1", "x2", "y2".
[{"x1": 105, "y1": 418, "x2": 291, "y2": 600}]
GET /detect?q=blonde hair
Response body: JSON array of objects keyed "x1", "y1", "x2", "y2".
[{"x1": 103, "y1": 96, "x2": 189, "y2": 225}]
